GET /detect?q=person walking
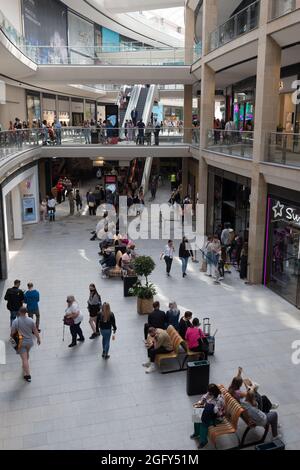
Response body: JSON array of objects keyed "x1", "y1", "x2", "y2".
[
  {"x1": 64, "y1": 296, "x2": 85, "y2": 348},
  {"x1": 75, "y1": 189, "x2": 83, "y2": 212},
  {"x1": 154, "y1": 122, "x2": 161, "y2": 146},
  {"x1": 160, "y1": 240, "x2": 175, "y2": 277},
  {"x1": 24, "y1": 282, "x2": 41, "y2": 332},
  {"x1": 4, "y1": 280, "x2": 24, "y2": 326},
  {"x1": 68, "y1": 190, "x2": 75, "y2": 216},
  {"x1": 87, "y1": 191, "x2": 96, "y2": 215},
  {"x1": 11, "y1": 306, "x2": 41, "y2": 382},
  {"x1": 137, "y1": 119, "x2": 145, "y2": 145},
  {"x1": 54, "y1": 119, "x2": 62, "y2": 145},
  {"x1": 150, "y1": 176, "x2": 158, "y2": 200},
  {"x1": 98, "y1": 302, "x2": 117, "y2": 359},
  {"x1": 87, "y1": 284, "x2": 102, "y2": 339},
  {"x1": 40, "y1": 198, "x2": 47, "y2": 222},
  {"x1": 47, "y1": 195, "x2": 56, "y2": 221},
  {"x1": 179, "y1": 237, "x2": 194, "y2": 278}
]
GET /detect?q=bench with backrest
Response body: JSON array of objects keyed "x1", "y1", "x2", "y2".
[
  {"x1": 155, "y1": 325, "x2": 186, "y2": 374},
  {"x1": 106, "y1": 250, "x2": 123, "y2": 278},
  {"x1": 207, "y1": 385, "x2": 270, "y2": 449}
]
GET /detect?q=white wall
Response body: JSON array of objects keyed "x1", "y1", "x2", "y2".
[
  {"x1": 0, "y1": 85, "x2": 26, "y2": 129},
  {"x1": 0, "y1": 0, "x2": 22, "y2": 33}
]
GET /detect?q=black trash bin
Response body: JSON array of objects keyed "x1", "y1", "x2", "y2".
[
  {"x1": 123, "y1": 275, "x2": 138, "y2": 297},
  {"x1": 186, "y1": 360, "x2": 210, "y2": 396},
  {"x1": 91, "y1": 131, "x2": 99, "y2": 144}
]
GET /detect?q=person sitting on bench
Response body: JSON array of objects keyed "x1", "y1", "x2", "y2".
[
  {"x1": 185, "y1": 318, "x2": 207, "y2": 360},
  {"x1": 228, "y1": 367, "x2": 279, "y2": 413},
  {"x1": 144, "y1": 301, "x2": 166, "y2": 340},
  {"x1": 142, "y1": 327, "x2": 173, "y2": 374},
  {"x1": 100, "y1": 250, "x2": 116, "y2": 278},
  {"x1": 242, "y1": 390, "x2": 280, "y2": 440}
]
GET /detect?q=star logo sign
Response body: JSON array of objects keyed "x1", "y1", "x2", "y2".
[{"x1": 272, "y1": 201, "x2": 284, "y2": 218}]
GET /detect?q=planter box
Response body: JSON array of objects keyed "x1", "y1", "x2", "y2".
[{"x1": 137, "y1": 297, "x2": 153, "y2": 315}]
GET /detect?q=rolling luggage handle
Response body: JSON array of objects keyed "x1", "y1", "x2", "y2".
[{"x1": 203, "y1": 317, "x2": 211, "y2": 337}]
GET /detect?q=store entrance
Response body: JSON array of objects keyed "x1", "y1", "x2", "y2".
[
  {"x1": 72, "y1": 113, "x2": 84, "y2": 126},
  {"x1": 269, "y1": 220, "x2": 300, "y2": 308}
]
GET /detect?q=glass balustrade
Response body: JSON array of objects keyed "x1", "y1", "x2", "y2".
[
  {"x1": 209, "y1": 0, "x2": 260, "y2": 52},
  {"x1": 270, "y1": 0, "x2": 296, "y2": 19},
  {"x1": 206, "y1": 129, "x2": 254, "y2": 159},
  {"x1": 0, "y1": 9, "x2": 198, "y2": 66},
  {"x1": 267, "y1": 132, "x2": 300, "y2": 167},
  {"x1": 0, "y1": 127, "x2": 199, "y2": 161}
]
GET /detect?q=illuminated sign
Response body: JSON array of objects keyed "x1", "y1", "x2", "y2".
[{"x1": 272, "y1": 200, "x2": 300, "y2": 226}]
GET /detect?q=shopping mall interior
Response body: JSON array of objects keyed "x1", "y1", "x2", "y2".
[{"x1": 0, "y1": 0, "x2": 300, "y2": 454}]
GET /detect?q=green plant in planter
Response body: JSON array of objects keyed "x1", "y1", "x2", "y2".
[{"x1": 129, "y1": 256, "x2": 156, "y2": 298}]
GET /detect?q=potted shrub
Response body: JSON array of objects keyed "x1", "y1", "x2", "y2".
[{"x1": 129, "y1": 256, "x2": 157, "y2": 314}]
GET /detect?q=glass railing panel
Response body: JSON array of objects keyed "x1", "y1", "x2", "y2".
[
  {"x1": 0, "y1": 128, "x2": 198, "y2": 158},
  {"x1": 208, "y1": 0, "x2": 260, "y2": 52},
  {"x1": 270, "y1": 0, "x2": 296, "y2": 19},
  {"x1": 206, "y1": 129, "x2": 254, "y2": 159},
  {"x1": 267, "y1": 132, "x2": 300, "y2": 166}
]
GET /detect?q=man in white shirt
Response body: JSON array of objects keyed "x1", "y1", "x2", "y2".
[
  {"x1": 161, "y1": 240, "x2": 175, "y2": 277},
  {"x1": 64, "y1": 296, "x2": 84, "y2": 347}
]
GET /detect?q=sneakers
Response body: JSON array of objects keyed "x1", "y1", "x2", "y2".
[
  {"x1": 190, "y1": 433, "x2": 198, "y2": 440},
  {"x1": 273, "y1": 434, "x2": 282, "y2": 440},
  {"x1": 89, "y1": 333, "x2": 98, "y2": 339},
  {"x1": 145, "y1": 364, "x2": 156, "y2": 374},
  {"x1": 68, "y1": 343, "x2": 77, "y2": 347},
  {"x1": 78, "y1": 337, "x2": 85, "y2": 342},
  {"x1": 24, "y1": 375, "x2": 31, "y2": 382},
  {"x1": 271, "y1": 403, "x2": 279, "y2": 409},
  {"x1": 218, "y1": 277, "x2": 224, "y2": 281},
  {"x1": 142, "y1": 362, "x2": 151, "y2": 368}
]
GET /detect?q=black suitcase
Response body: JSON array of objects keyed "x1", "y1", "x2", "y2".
[
  {"x1": 123, "y1": 275, "x2": 138, "y2": 297},
  {"x1": 186, "y1": 360, "x2": 210, "y2": 396}
]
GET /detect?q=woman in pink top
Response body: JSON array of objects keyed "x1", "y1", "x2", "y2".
[{"x1": 185, "y1": 318, "x2": 206, "y2": 359}]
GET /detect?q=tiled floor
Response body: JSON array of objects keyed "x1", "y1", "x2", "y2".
[{"x1": 0, "y1": 186, "x2": 300, "y2": 450}]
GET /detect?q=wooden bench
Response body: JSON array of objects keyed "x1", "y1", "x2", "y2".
[
  {"x1": 155, "y1": 326, "x2": 185, "y2": 374},
  {"x1": 181, "y1": 342, "x2": 205, "y2": 369},
  {"x1": 207, "y1": 385, "x2": 269, "y2": 449}
]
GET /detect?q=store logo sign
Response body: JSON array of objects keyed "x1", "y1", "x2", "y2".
[
  {"x1": 292, "y1": 80, "x2": 300, "y2": 105},
  {"x1": 272, "y1": 200, "x2": 300, "y2": 226}
]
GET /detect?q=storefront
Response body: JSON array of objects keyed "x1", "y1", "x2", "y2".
[
  {"x1": 233, "y1": 93, "x2": 255, "y2": 130},
  {"x1": 264, "y1": 185, "x2": 300, "y2": 308},
  {"x1": 58, "y1": 96, "x2": 70, "y2": 125},
  {"x1": 26, "y1": 90, "x2": 41, "y2": 124},
  {"x1": 207, "y1": 167, "x2": 251, "y2": 240},
  {"x1": 278, "y1": 75, "x2": 298, "y2": 132},
  {"x1": 42, "y1": 93, "x2": 56, "y2": 124}
]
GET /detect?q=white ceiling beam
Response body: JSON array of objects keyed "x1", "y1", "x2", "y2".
[{"x1": 103, "y1": 0, "x2": 184, "y2": 13}]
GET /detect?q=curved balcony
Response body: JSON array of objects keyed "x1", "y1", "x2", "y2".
[
  {"x1": 0, "y1": 10, "x2": 199, "y2": 67},
  {"x1": 0, "y1": 127, "x2": 199, "y2": 161}
]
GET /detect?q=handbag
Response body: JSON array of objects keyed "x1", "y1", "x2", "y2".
[
  {"x1": 198, "y1": 336, "x2": 209, "y2": 354},
  {"x1": 88, "y1": 201, "x2": 95, "y2": 208},
  {"x1": 63, "y1": 316, "x2": 74, "y2": 326},
  {"x1": 192, "y1": 406, "x2": 204, "y2": 423},
  {"x1": 9, "y1": 319, "x2": 23, "y2": 351}
]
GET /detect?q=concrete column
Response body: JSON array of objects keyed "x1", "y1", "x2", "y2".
[
  {"x1": 202, "y1": 0, "x2": 218, "y2": 55},
  {"x1": 200, "y1": 64, "x2": 215, "y2": 147},
  {"x1": 38, "y1": 160, "x2": 46, "y2": 201},
  {"x1": 184, "y1": 5, "x2": 195, "y2": 64},
  {"x1": 11, "y1": 185, "x2": 23, "y2": 239},
  {"x1": 184, "y1": 84, "x2": 193, "y2": 143},
  {"x1": 248, "y1": 31, "x2": 281, "y2": 284}
]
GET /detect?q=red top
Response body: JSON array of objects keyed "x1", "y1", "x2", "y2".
[{"x1": 185, "y1": 327, "x2": 205, "y2": 350}]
